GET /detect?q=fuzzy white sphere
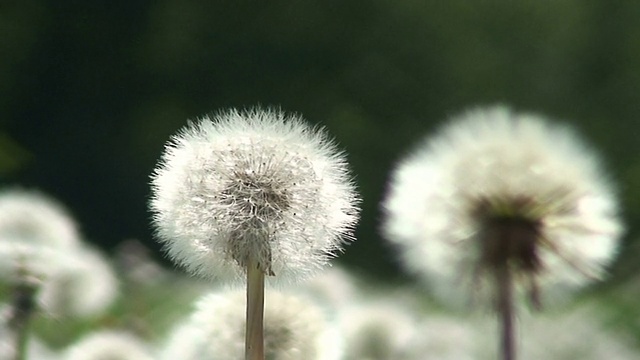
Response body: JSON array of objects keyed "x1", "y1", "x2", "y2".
[
  {"x1": 383, "y1": 106, "x2": 622, "y2": 304},
  {"x1": 160, "y1": 289, "x2": 342, "y2": 360},
  {"x1": 0, "y1": 188, "x2": 82, "y2": 281},
  {"x1": 150, "y1": 108, "x2": 359, "y2": 282},
  {"x1": 404, "y1": 316, "x2": 478, "y2": 360},
  {"x1": 38, "y1": 245, "x2": 119, "y2": 318},
  {"x1": 340, "y1": 299, "x2": 419, "y2": 360},
  {"x1": 61, "y1": 331, "x2": 153, "y2": 360},
  {"x1": 0, "y1": 189, "x2": 118, "y2": 318},
  {"x1": 0, "y1": 189, "x2": 81, "y2": 249},
  {"x1": 516, "y1": 307, "x2": 638, "y2": 359}
]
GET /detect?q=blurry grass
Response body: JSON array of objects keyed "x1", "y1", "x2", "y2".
[{"x1": 596, "y1": 280, "x2": 640, "y2": 349}]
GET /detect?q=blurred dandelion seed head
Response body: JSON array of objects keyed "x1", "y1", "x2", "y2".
[
  {"x1": 150, "y1": 107, "x2": 360, "y2": 282},
  {"x1": 62, "y1": 331, "x2": 153, "y2": 360},
  {"x1": 0, "y1": 188, "x2": 81, "y2": 249},
  {"x1": 340, "y1": 299, "x2": 419, "y2": 360},
  {"x1": 0, "y1": 189, "x2": 119, "y2": 318},
  {"x1": 0, "y1": 189, "x2": 81, "y2": 285},
  {"x1": 161, "y1": 290, "x2": 342, "y2": 360},
  {"x1": 383, "y1": 106, "x2": 622, "y2": 305},
  {"x1": 38, "y1": 245, "x2": 119, "y2": 318}
]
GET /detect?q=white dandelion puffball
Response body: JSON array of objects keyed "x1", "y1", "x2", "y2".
[
  {"x1": 340, "y1": 298, "x2": 419, "y2": 360},
  {"x1": 150, "y1": 108, "x2": 360, "y2": 282},
  {"x1": 0, "y1": 188, "x2": 81, "y2": 249},
  {"x1": 0, "y1": 243, "x2": 72, "y2": 282},
  {"x1": 61, "y1": 331, "x2": 153, "y2": 360},
  {"x1": 0, "y1": 245, "x2": 118, "y2": 319},
  {"x1": 0, "y1": 189, "x2": 82, "y2": 287},
  {"x1": 403, "y1": 316, "x2": 478, "y2": 360},
  {"x1": 382, "y1": 106, "x2": 622, "y2": 304},
  {"x1": 0, "y1": 189, "x2": 118, "y2": 318},
  {"x1": 517, "y1": 307, "x2": 639, "y2": 360},
  {"x1": 299, "y1": 265, "x2": 357, "y2": 309},
  {"x1": 160, "y1": 290, "x2": 342, "y2": 360},
  {"x1": 38, "y1": 245, "x2": 119, "y2": 318}
]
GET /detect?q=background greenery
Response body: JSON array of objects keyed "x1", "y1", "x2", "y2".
[{"x1": 2, "y1": 1, "x2": 640, "y2": 286}]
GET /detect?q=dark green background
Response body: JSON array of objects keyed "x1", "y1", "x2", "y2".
[{"x1": 2, "y1": 1, "x2": 640, "y2": 282}]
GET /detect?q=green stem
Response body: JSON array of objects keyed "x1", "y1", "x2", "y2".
[
  {"x1": 15, "y1": 326, "x2": 28, "y2": 360},
  {"x1": 245, "y1": 259, "x2": 265, "y2": 360}
]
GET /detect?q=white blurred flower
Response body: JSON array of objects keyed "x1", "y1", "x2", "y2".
[
  {"x1": 299, "y1": 265, "x2": 357, "y2": 309},
  {"x1": 404, "y1": 316, "x2": 478, "y2": 360},
  {"x1": 0, "y1": 189, "x2": 82, "y2": 281},
  {"x1": 150, "y1": 108, "x2": 360, "y2": 282},
  {"x1": 0, "y1": 189, "x2": 81, "y2": 249},
  {"x1": 340, "y1": 298, "x2": 419, "y2": 360},
  {"x1": 383, "y1": 106, "x2": 622, "y2": 305},
  {"x1": 0, "y1": 245, "x2": 118, "y2": 319},
  {"x1": 406, "y1": 307, "x2": 637, "y2": 360},
  {"x1": 38, "y1": 245, "x2": 118, "y2": 318},
  {"x1": 27, "y1": 338, "x2": 59, "y2": 360},
  {"x1": 0, "y1": 243, "x2": 70, "y2": 282},
  {"x1": 61, "y1": 331, "x2": 153, "y2": 360},
  {"x1": 160, "y1": 289, "x2": 342, "y2": 360},
  {"x1": 0, "y1": 189, "x2": 118, "y2": 318},
  {"x1": 516, "y1": 307, "x2": 639, "y2": 360}
]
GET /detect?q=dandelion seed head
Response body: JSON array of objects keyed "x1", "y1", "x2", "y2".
[
  {"x1": 340, "y1": 299, "x2": 419, "y2": 360},
  {"x1": 0, "y1": 188, "x2": 81, "y2": 249},
  {"x1": 150, "y1": 108, "x2": 359, "y2": 282},
  {"x1": 0, "y1": 189, "x2": 117, "y2": 320},
  {"x1": 0, "y1": 188, "x2": 86, "y2": 286},
  {"x1": 300, "y1": 265, "x2": 357, "y2": 308},
  {"x1": 62, "y1": 331, "x2": 153, "y2": 360},
  {"x1": 161, "y1": 290, "x2": 342, "y2": 360},
  {"x1": 0, "y1": 244, "x2": 118, "y2": 319},
  {"x1": 517, "y1": 307, "x2": 639, "y2": 359},
  {"x1": 38, "y1": 246, "x2": 118, "y2": 318},
  {"x1": 0, "y1": 243, "x2": 67, "y2": 281},
  {"x1": 405, "y1": 316, "x2": 478, "y2": 360},
  {"x1": 383, "y1": 106, "x2": 622, "y2": 305}
]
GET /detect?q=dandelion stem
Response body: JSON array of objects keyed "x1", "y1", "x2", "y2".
[
  {"x1": 496, "y1": 263, "x2": 516, "y2": 360},
  {"x1": 8, "y1": 278, "x2": 38, "y2": 360},
  {"x1": 245, "y1": 259, "x2": 265, "y2": 360}
]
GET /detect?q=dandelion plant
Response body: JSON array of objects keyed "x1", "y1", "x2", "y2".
[
  {"x1": 150, "y1": 107, "x2": 360, "y2": 360},
  {"x1": 382, "y1": 106, "x2": 622, "y2": 360},
  {"x1": 0, "y1": 189, "x2": 116, "y2": 360}
]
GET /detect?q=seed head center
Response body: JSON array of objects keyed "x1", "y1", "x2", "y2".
[
  {"x1": 221, "y1": 168, "x2": 292, "y2": 276},
  {"x1": 474, "y1": 197, "x2": 543, "y2": 273},
  {"x1": 224, "y1": 170, "x2": 291, "y2": 221},
  {"x1": 479, "y1": 215, "x2": 542, "y2": 272}
]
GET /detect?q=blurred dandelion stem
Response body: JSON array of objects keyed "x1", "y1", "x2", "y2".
[
  {"x1": 8, "y1": 276, "x2": 39, "y2": 360},
  {"x1": 245, "y1": 259, "x2": 265, "y2": 360},
  {"x1": 495, "y1": 264, "x2": 516, "y2": 360}
]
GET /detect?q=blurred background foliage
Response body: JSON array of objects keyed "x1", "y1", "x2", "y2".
[{"x1": 2, "y1": 0, "x2": 640, "y2": 286}]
